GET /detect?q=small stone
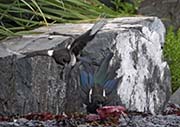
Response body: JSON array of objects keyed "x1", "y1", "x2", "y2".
[{"x1": 169, "y1": 88, "x2": 180, "y2": 105}]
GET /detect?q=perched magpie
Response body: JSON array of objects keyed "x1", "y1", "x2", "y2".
[
  {"x1": 20, "y1": 20, "x2": 107, "y2": 66},
  {"x1": 80, "y1": 52, "x2": 122, "y2": 113}
]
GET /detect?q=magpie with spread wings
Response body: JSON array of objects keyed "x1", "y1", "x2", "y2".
[
  {"x1": 79, "y1": 52, "x2": 122, "y2": 113},
  {"x1": 20, "y1": 20, "x2": 107, "y2": 66}
]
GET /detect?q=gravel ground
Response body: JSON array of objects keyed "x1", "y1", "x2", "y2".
[
  {"x1": 0, "y1": 114, "x2": 179, "y2": 127},
  {"x1": 120, "y1": 115, "x2": 180, "y2": 127},
  {"x1": 0, "y1": 103, "x2": 179, "y2": 127}
]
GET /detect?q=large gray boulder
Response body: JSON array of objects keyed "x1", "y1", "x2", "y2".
[{"x1": 0, "y1": 17, "x2": 171, "y2": 115}]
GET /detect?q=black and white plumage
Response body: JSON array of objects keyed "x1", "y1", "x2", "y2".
[
  {"x1": 20, "y1": 20, "x2": 107, "y2": 66},
  {"x1": 80, "y1": 52, "x2": 122, "y2": 113}
]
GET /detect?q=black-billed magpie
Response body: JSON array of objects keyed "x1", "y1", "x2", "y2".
[{"x1": 20, "y1": 20, "x2": 107, "y2": 66}]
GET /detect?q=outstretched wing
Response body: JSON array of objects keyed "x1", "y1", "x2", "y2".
[
  {"x1": 79, "y1": 68, "x2": 94, "y2": 105},
  {"x1": 94, "y1": 52, "x2": 121, "y2": 95},
  {"x1": 70, "y1": 19, "x2": 107, "y2": 56},
  {"x1": 80, "y1": 70, "x2": 94, "y2": 94},
  {"x1": 103, "y1": 76, "x2": 122, "y2": 96},
  {"x1": 94, "y1": 52, "x2": 113, "y2": 85}
]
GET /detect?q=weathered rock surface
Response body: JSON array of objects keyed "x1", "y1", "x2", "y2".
[
  {"x1": 0, "y1": 37, "x2": 68, "y2": 115},
  {"x1": 138, "y1": 0, "x2": 180, "y2": 30},
  {"x1": 169, "y1": 88, "x2": 180, "y2": 105},
  {"x1": 0, "y1": 17, "x2": 171, "y2": 115}
]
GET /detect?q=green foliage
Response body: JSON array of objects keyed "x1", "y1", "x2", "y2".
[
  {"x1": 111, "y1": 0, "x2": 136, "y2": 14},
  {"x1": 163, "y1": 27, "x2": 180, "y2": 92},
  {"x1": 133, "y1": 0, "x2": 144, "y2": 10},
  {"x1": 110, "y1": 0, "x2": 143, "y2": 13},
  {"x1": 0, "y1": 0, "x2": 131, "y2": 39}
]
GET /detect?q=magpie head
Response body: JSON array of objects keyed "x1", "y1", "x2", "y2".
[{"x1": 52, "y1": 48, "x2": 71, "y2": 66}]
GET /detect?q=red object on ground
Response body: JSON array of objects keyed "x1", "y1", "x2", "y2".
[
  {"x1": 86, "y1": 114, "x2": 100, "y2": 121},
  {"x1": 96, "y1": 106, "x2": 126, "y2": 119},
  {"x1": 164, "y1": 103, "x2": 180, "y2": 116},
  {"x1": 23, "y1": 112, "x2": 54, "y2": 121}
]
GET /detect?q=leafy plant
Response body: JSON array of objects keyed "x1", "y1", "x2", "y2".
[
  {"x1": 133, "y1": 0, "x2": 144, "y2": 10},
  {"x1": 110, "y1": 0, "x2": 143, "y2": 14},
  {"x1": 111, "y1": 0, "x2": 136, "y2": 14},
  {"x1": 163, "y1": 27, "x2": 180, "y2": 92}
]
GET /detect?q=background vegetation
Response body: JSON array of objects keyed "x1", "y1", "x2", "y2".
[
  {"x1": 163, "y1": 28, "x2": 180, "y2": 92},
  {"x1": 0, "y1": 0, "x2": 136, "y2": 40},
  {"x1": 0, "y1": 0, "x2": 179, "y2": 92}
]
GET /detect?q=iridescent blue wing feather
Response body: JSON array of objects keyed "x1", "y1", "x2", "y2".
[
  {"x1": 80, "y1": 70, "x2": 89, "y2": 88},
  {"x1": 104, "y1": 80, "x2": 117, "y2": 90},
  {"x1": 104, "y1": 78, "x2": 120, "y2": 95},
  {"x1": 88, "y1": 72, "x2": 94, "y2": 87},
  {"x1": 79, "y1": 52, "x2": 123, "y2": 112},
  {"x1": 80, "y1": 69, "x2": 94, "y2": 94}
]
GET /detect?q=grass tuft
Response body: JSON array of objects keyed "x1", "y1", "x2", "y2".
[{"x1": 0, "y1": 0, "x2": 134, "y2": 39}]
